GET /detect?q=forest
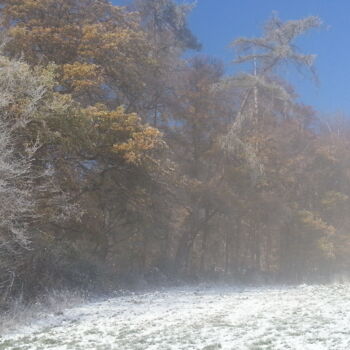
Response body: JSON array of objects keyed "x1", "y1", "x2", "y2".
[{"x1": 1, "y1": 0, "x2": 350, "y2": 309}]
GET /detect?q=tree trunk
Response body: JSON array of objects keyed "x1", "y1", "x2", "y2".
[{"x1": 199, "y1": 209, "x2": 210, "y2": 275}]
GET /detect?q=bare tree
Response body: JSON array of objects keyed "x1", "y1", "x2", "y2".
[{"x1": 221, "y1": 14, "x2": 322, "y2": 179}]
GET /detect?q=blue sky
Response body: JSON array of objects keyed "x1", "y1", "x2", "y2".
[
  {"x1": 185, "y1": 0, "x2": 349, "y2": 115},
  {"x1": 115, "y1": 0, "x2": 350, "y2": 114}
]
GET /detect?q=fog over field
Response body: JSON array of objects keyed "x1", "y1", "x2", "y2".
[
  {"x1": 1, "y1": 0, "x2": 350, "y2": 349},
  {"x1": 3, "y1": 284, "x2": 350, "y2": 349}
]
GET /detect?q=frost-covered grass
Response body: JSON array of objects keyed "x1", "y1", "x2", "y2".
[
  {"x1": 0, "y1": 290, "x2": 86, "y2": 336},
  {"x1": 2, "y1": 284, "x2": 350, "y2": 349}
]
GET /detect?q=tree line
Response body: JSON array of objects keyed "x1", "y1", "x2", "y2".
[{"x1": 0, "y1": 0, "x2": 349, "y2": 306}]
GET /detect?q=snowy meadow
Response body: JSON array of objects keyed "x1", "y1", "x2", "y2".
[{"x1": 2, "y1": 284, "x2": 350, "y2": 349}]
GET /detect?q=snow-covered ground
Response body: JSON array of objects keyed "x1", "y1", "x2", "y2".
[{"x1": 2, "y1": 284, "x2": 350, "y2": 349}]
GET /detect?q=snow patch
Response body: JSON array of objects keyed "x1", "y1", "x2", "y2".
[{"x1": 2, "y1": 284, "x2": 350, "y2": 349}]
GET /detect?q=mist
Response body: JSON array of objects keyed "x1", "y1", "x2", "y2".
[{"x1": 1, "y1": 0, "x2": 350, "y2": 349}]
